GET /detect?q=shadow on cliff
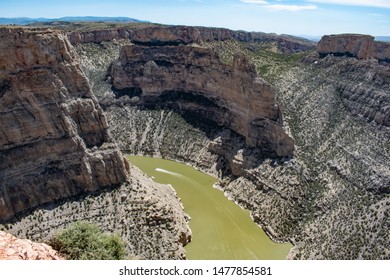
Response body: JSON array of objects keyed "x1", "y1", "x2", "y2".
[
  {"x1": 108, "y1": 86, "x2": 291, "y2": 178},
  {"x1": 146, "y1": 105, "x2": 281, "y2": 178}
]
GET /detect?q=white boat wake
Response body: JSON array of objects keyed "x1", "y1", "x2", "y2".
[
  {"x1": 155, "y1": 168, "x2": 187, "y2": 180},
  {"x1": 155, "y1": 168, "x2": 199, "y2": 186},
  {"x1": 155, "y1": 168, "x2": 204, "y2": 189}
]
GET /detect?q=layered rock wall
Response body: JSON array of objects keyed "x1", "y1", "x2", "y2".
[
  {"x1": 110, "y1": 45, "x2": 294, "y2": 157},
  {"x1": 318, "y1": 34, "x2": 390, "y2": 63},
  {"x1": 68, "y1": 25, "x2": 314, "y2": 53},
  {"x1": 0, "y1": 28, "x2": 129, "y2": 222}
]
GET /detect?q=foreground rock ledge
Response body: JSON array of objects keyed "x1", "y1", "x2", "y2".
[{"x1": 0, "y1": 231, "x2": 63, "y2": 260}]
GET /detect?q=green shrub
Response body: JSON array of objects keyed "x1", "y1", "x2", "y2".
[{"x1": 49, "y1": 221, "x2": 127, "y2": 260}]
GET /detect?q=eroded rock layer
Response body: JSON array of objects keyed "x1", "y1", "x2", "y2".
[
  {"x1": 110, "y1": 44, "x2": 294, "y2": 157},
  {"x1": 318, "y1": 34, "x2": 390, "y2": 64},
  {"x1": 0, "y1": 28, "x2": 129, "y2": 222}
]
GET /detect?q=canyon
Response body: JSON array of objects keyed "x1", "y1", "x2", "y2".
[
  {"x1": 0, "y1": 23, "x2": 389, "y2": 259},
  {"x1": 0, "y1": 27, "x2": 191, "y2": 259}
]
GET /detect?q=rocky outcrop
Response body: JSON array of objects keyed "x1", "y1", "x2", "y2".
[
  {"x1": 0, "y1": 28, "x2": 129, "y2": 222},
  {"x1": 110, "y1": 44, "x2": 294, "y2": 157},
  {"x1": 318, "y1": 34, "x2": 375, "y2": 59},
  {"x1": 68, "y1": 25, "x2": 315, "y2": 53},
  {"x1": 0, "y1": 231, "x2": 63, "y2": 260},
  {"x1": 318, "y1": 34, "x2": 390, "y2": 64},
  {"x1": 68, "y1": 28, "x2": 131, "y2": 45}
]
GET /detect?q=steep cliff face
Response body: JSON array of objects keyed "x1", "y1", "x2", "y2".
[
  {"x1": 0, "y1": 28, "x2": 129, "y2": 222},
  {"x1": 0, "y1": 27, "x2": 191, "y2": 260},
  {"x1": 98, "y1": 32, "x2": 389, "y2": 259},
  {"x1": 318, "y1": 34, "x2": 390, "y2": 64},
  {"x1": 110, "y1": 44, "x2": 294, "y2": 157}
]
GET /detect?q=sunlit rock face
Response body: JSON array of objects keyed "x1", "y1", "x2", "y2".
[
  {"x1": 318, "y1": 34, "x2": 390, "y2": 64},
  {"x1": 0, "y1": 28, "x2": 129, "y2": 222}
]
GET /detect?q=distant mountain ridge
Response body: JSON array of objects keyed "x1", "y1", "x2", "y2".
[
  {"x1": 1, "y1": 18, "x2": 388, "y2": 42},
  {"x1": 0, "y1": 16, "x2": 147, "y2": 25},
  {"x1": 375, "y1": 36, "x2": 390, "y2": 42}
]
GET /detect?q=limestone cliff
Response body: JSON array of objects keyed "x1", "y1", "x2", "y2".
[
  {"x1": 110, "y1": 44, "x2": 294, "y2": 157},
  {"x1": 318, "y1": 34, "x2": 390, "y2": 64},
  {"x1": 0, "y1": 27, "x2": 191, "y2": 260},
  {"x1": 0, "y1": 28, "x2": 129, "y2": 222}
]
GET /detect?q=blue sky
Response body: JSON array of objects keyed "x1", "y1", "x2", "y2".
[{"x1": 0, "y1": 0, "x2": 389, "y2": 36}]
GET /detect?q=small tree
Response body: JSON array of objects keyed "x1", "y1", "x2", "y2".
[{"x1": 50, "y1": 221, "x2": 127, "y2": 260}]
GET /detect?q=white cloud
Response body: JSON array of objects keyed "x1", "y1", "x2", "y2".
[
  {"x1": 240, "y1": 0, "x2": 268, "y2": 4},
  {"x1": 267, "y1": 4, "x2": 318, "y2": 11},
  {"x1": 308, "y1": 0, "x2": 390, "y2": 9},
  {"x1": 240, "y1": 1, "x2": 318, "y2": 11}
]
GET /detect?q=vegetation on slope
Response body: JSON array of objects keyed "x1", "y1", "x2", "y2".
[
  {"x1": 49, "y1": 221, "x2": 127, "y2": 260},
  {"x1": 202, "y1": 40, "x2": 310, "y2": 83}
]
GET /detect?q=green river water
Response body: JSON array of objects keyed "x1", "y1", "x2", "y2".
[{"x1": 127, "y1": 156, "x2": 292, "y2": 260}]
